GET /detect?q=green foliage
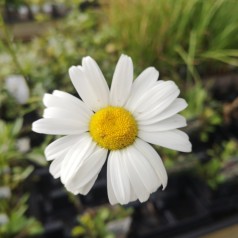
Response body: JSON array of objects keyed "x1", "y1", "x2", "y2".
[
  {"x1": 199, "y1": 106, "x2": 222, "y2": 142},
  {"x1": 26, "y1": 135, "x2": 52, "y2": 166},
  {"x1": 106, "y1": 0, "x2": 238, "y2": 80},
  {"x1": 0, "y1": 118, "x2": 24, "y2": 162},
  {"x1": 0, "y1": 119, "x2": 43, "y2": 238},
  {"x1": 182, "y1": 82, "x2": 222, "y2": 142},
  {"x1": 1, "y1": 7, "x2": 116, "y2": 86},
  {"x1": 72, "y1": 206, "x2": 133, "y2": 238},
  {"x1": 197, "y1": 140, "x2": 238, "y2": 189},
  {"x1": 0, "y1": 195, "x2": 43, "y2": 237},
  {"x1": 182, "y1": 82, "x2": 207, "y2": 119}
]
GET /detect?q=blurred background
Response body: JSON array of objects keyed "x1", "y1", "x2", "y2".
[{"x1": 0, "y1": 0, "x2": 238, "y2": 237}]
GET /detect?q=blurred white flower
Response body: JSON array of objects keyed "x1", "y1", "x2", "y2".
[
  {"x1": 17, "y1": 137, "x2": 30, "y2": 153},
  {"x1": 18, "y1": 6, "x2": 29, "y2": 20},
  {"x1": 5, "y1": 75, "x2": 29, "y2": 104},
  {"x1": 42, "y1": 3, "x2": 52, "y2": 14},
  {"x1": 0, "y1": 214, "x2": 9, "y2": 225},
  {"x1": 32, "y1": 54, "x2": 192, "y2": 205},
  {"x1": 30, "y1": 5, "x2": 40, "y2": 14},
  {"x1": 0, "y1": 187, "x2": 11, "y2": 199}
]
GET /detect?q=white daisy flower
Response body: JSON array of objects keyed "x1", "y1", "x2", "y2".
[{"x1": 32, "y1": 54, "x2": 192, "y2": 205}]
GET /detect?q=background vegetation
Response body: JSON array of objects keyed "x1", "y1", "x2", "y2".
[{"x1": 0, "y1": 0, "x2": 238, "y2": 237}]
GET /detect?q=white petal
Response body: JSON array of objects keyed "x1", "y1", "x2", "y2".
[
  {"x1": 49, "y1": 157, "x2": 64, "y2": 179},
  {"x1": 65, "y1": 147, "x2": 107, "y2": 195},
  {"x1": 128, "y1": 81, "x2": 179, "y2": 117},
  {"x1": 107, "y1": 150, "x2": 131, "y2": 205},
  {"x1": 110, "y1": 54, "x2": 133, "y2": 106},
  {"x1": 52, "y1": 90, "x2": 89, "y2": 109},
  {"x1": 134, "y1": 139, "x2": 168, "y2": 189},
  {"x1": 82, "y1": 56, "x2": 109, "y2": 105},
  {"x1": 138, "y1": 98, "x2": 188, "y2": 125},
  {"x1": 69, "y1": 57, "x2": 109, "y2": 111},
  {"x1": 139, "y1": 114, "x2": 187, "y2": 131},
  {"x1": 53, "y1": 90, "x2": 92, "y2": 115},
  {"x1": 43, "y1": 107, "x2": 88, "y2": 125},
  {"x1": 60, "y1": 133, "x2": 96, "y2": 185},
  {"x1": 79, "y1": 176, "x2": 98, "y2": 195},
  {"x1": 43, "y1": 92, "x2": 92, "y2": 121},
  {"x1": 45, "y1": 135, "x2": 81, "y2": 161},
  {"x1": 123, "y1": 145, "x2": 161, "y2": 203},
  {"x1": 126, "y1": 67, "x2": 159, "y2": 108},
  {"x1": 107, "y1": 162, "x2": 118, "y2": 205},
  {"x1": 67, "y1": 176, "x2": 98, "y2": 195},
  {"x1": 139, "y1": 129, "x2": 192, "y2": 152},
  {"x1": 32, "y1": 118, "x2": 87, "y2": 135},
  {"x1": 129, "y1": 183, "x2": 137, "y2": 202}
]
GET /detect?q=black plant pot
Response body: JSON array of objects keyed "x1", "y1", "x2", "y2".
[
  {"x1": 129, "y1": 174, "x2": 210, "y2": 238},
  {"x1": 189, "y1": 176, "x2": 238, "y2": 216}
]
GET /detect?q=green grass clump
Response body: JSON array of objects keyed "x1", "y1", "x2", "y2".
[{"x1": 106, "y1": 0, "x2": 238, "y2": 81}]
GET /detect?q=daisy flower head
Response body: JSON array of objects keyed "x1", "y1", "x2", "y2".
[{"x1": 32, "y1": 54, "x2": 192, "y2": 205}]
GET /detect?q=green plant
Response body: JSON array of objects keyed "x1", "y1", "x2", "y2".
[
  {"x1": 105, "y1": 0, "x2": 238, "y2": 81},
  {"x1": 0, "y1": 195, "x2": 43, "y2": 237},
  {"x1": 182, "y1": 82, "x2": 222, "y2": 142},
  {"x1": 182, "y1": 82, "x2": 207, "y2": 119},
  {"x1": 72, "y1": 206, "x2": 133, "y2": 238},
  {"x1": 0, "y1": 119, "x2": 43, "y2": 238},
  {"x1": 197, "y1": 139, "x2": 238, "y2": 189},
  {"x1": 0, "y1": 4, "x2": 117, "y2": 97}
]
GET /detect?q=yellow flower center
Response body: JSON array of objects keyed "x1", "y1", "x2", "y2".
[{"x1": 89, "y1": 106, "x2": 138, "y2": 150}]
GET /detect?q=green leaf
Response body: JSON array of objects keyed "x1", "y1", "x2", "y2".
[
  {"x1": 11, "y1": 118, "x2": 23, "y2": 136},
  {"x1": 72, "y1": 226, "x2": 86, "y2": 236}
]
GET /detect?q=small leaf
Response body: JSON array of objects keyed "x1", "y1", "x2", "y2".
[{"x1": 72, "y1": 226, "x2": 86, "y2": 236}]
